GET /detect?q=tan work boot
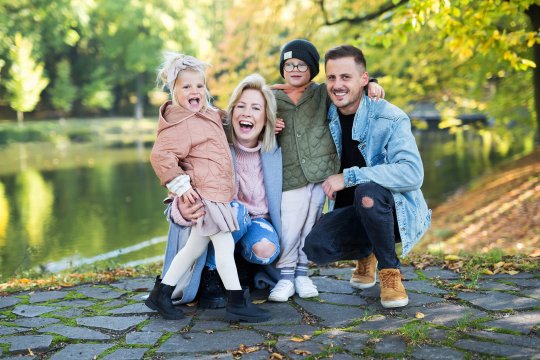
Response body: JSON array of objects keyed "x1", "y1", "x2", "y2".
[
  {"x1": 378, "y1": 268, "x2": 408, "y2": 308},
  {"x1": 350, "y1": 253, "x2": 377, "y2": 289}
]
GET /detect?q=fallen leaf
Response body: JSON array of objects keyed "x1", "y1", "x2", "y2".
[
  {"x1": 494, "y1": 261, "x2": 505, "y2": 269},
  {"x1": 452, "y1": 283, "x2": 464, "y2": 289},
  {"x1": 415, "y1": 312, "x2": 425, "y2": 319},
  {"x1": 28, "y1": 349, "x2": 34, "y2": 356},
  {"x1": 506, "y1": 270, "x2": 520, "y2": 275},
  {"x1": 270, "y1": 353, "x2": 284, "y2": 359},
  {"x1": 302, "y1": 335, "x2": 312, "y2": 340},
  {"x1": 292, "y1": 349, "x2": 312, "y2": 355},
  {"x1": 444, "y1": 254, "x2": 461, "y2": 261},
  {"x1": 205, "y1": 330, "x2": 213, "y2": 334},
  {"x1": 290, "y1": 336, "x2": 305, "y2": 342},
  {"x1": 252, "y1": 299, "x2": 266, "y2": 304},
  {"x1": 481, "y1": 269, "x2": 494, "y2": 275}
]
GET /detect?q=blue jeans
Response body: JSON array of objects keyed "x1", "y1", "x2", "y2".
[
  {"x1": 205, "y1": 201, "x2": 280, "y2": 270},
  {"x1": 304, "y1": 182, "x2": 400, "y2": 269}
]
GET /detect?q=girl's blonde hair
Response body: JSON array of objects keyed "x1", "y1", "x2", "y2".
[
  {"x1": 156, "y1": 52, "x2": 213, "y2": 108},
  {"x1": 227, "y1": 74, "x2": 277, "y2": 152}
]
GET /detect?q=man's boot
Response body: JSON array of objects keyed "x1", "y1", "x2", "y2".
[
  {"x1": 145, "y1": 282, "x2": 184, "y2": 320},
  {"x1": 199, "y1": 267, "x2": 227, "y2": 309},
  {"x1": 350, "y1": 253, "x2": 378, "y2": 289},
  {"x1": 378, "y1": 268, "x2": 408, "y2": 308},
  {"x1": 226, "y1": 287, "x2": 271, "y2": 323}
]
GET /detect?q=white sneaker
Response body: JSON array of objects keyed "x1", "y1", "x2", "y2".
[
  {"x1": 294, "y1": 276, "x2": 319, "y2": 298},
  {"x1": 268, "y1": 279, "x2": 295, "y2": 302}
]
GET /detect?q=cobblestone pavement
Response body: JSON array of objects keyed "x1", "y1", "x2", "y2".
[{"x1": 0, "y1": 266, "x2": 539, "y2": 359}]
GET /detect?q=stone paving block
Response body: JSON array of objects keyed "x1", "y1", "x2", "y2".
[
  {"x1": 428, "y1": 328, "x2": 452, "y2": 341},
  {"x1": 324, "y1": 354, "x2": 358, "y2": 360},
  {"x1": 107, "y1": 303, "x2": 156, "y2": 315},
  {"x1": 76, "y1": 315, "x2": 147, "y2": 332},
  {"x1": 156, "y1": 330, "x2": 264, "y2": 354},
  {"x1": 0, "y1": 335, "x2": 53, "y2": 354},
  {"x1": 28, "y1": 290, "x2": 67, "y2": 303},
  {"x1": 522, "y1": 287, "x2": 540, "y2": 299},
  {"x1": 52, "y1": 307, "x2": 85, "y2": 318},
  {"x1": 231, "y1": 302, "x2": 302, "y2": 325},
  {"x1": 318, "y1": 329, "x2": 369, "y2": 355},
  {"x1": 454, "y1": 339, "x2": 540, "y2": 359},
  {"x1": 318, "y1": 266, "x2": 353, "y2": 277},
  {"x1": 53, "y1": 299, "x2": 95, "y2": 307},
  {"x1": 275, "y1": 336, "x2": 326, "y2": 359},
  {"x1": 111, "y1": 277, "x2": 155, "y2": 291},
  {"x1": 356, "y1": 284, "x2": 380, "y2": 298},
  {"x1": 141, "y1": 317, "x2": 191, "y2": 332},
  {"x1": 401, "y1": 266, "x2": 419, "y2": 280},
  {"x1": 476, "y1": 281, "x2": 519, "y2": 291},
  {"x1": 471, "y1": 330, "x2": 540, "y2": 349},
  {"x1": 485, "y1": 273, "x2": 536, "y2": 279},
  {"x1": 125, "y1": 331, "x2": 162, "y2": 345},
  {"x1": 189, "y1": 320, "x2": 232, "y2": 332},
  {"x1": 374, "y1": 335, "x2": 406, "y2": 354},
  {"x1": 0, "y1": 326, "x2": 28, "y2": 335},
  {"x1": 412, "y1": 345, "x2": 465, "y2": 360},
  {"x1": 312, "y1": 277, "x2": 355, "y2": 294},
  {"x1": 77, "y1": 286, "x2": 125, "y2": 299},
  {"x1": 241, "y1": 349, "x2": 276, "y2": 360},
  {"x1": 12, "y1": 317, "x2": 60, "y2": 328},
  {"x1": 49, "y1": 343, "x2": 114, "y2": 359},
  {"x1": 101, "y1": 299, "x2": 127, "y2": 308},
  {"x1": 506, "y1": 277, "x2": 540, "y2": 288},
  {"x1": 484, "y1": 310, "x2": 540, "y2": 334},
  {"x1": 102, "y1": 348, "x2": 147, "y2": 360},
  {"x1": 352, "y1": 316, "x2": 412, "y2": 332},
  {"x1": 318, "y1": 292, "x2": 367, "y2": 306},
  {"x1": 457, "y1": 291, "x2": 540, "y2": 311},
  {"x1": 38, "y1": 324, "x2": 110, "y2": 340},
  {"x1": 295, "y1": 298, "x2": 364, "y2": 327},
  {"x1": 12, "y1": 305, "x2": 55, "y2": 317},
  {"x1": 403, "y1": 303, "x2": 487, "y2": 327},
  {"x1": 0, "y1": 297, "x2": 20, "y2": 309},
  {"x1": 405, "y1": 280, "x2": 448, "y2": 295},
  {"x1": 253, "y1": 324, "x2": 317, "y2": 336},
  {"x1": 2, "y1": 356, "x2": 36, "y2": 359},
  {"x1": 421, "y1": 268, "x2": 460, "y2": 280},
  {"x1": 408, "y1": 292, "x2": 445, "y2": 306}
]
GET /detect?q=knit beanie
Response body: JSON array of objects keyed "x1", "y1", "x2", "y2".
[{"x1": 279, "y1": 39, "x2": 320, "y2": 80}]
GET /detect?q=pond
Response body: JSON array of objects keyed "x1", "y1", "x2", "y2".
[{"x1": 0, "y1": 130, "x2": 527, "y2": 280}]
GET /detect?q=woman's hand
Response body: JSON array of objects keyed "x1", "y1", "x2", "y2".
[
  {"x1": 177, "y1": 195, "x2": 205, "y2": 221},
  {"x1": 275, "y1": 118, "x2": 285, "y2": 134}
]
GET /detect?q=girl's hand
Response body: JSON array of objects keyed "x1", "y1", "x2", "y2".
[
  {"x1": 275, "y1": 118, "x2": 285, "y2": 134},
  {"x1": 181, "y1": 188, "x2": 200, "y2": 205},
  {"x1": 177, "y1": 196, "x2": 205, "y2": 221},
  {"x1": 367, "y1": 82, "x2": 385, "y2": 100}
]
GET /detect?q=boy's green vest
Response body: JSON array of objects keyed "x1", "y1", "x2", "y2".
[{"x1": 274, "y1": 83, "x2": 340, "y2": 192}]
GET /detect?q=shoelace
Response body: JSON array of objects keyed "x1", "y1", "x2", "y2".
[
  {"x1": 379, "y1": 271, "x2": 400, "y2": 290},
  {"x1": 355, "y1": 257, "x2": 372, "y2": 275}
]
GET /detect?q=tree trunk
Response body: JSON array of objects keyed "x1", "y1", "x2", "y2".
[
  {"x1": 134, "y1": 73, "x2": 144, "y2": 120},
  {"x1": 526, "y1": 5, "x2": 540, "y2": 146},
  {"x1": 17, "y1": 111, "x2": 24, "y2": 127}
]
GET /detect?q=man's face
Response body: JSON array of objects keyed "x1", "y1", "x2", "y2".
[{"x1": 325, "y1": 57, "x2": 368, "y2": 115}]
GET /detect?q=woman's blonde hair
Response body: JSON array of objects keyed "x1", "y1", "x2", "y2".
[
  {"x1": 227, "y1": 74, "x2": 277, "y2": 152},
  {"x1": 156, "y1": 51, "x2": 213, "y2": 108}
]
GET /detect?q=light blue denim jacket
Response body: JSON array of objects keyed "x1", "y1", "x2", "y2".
[
  {"x1": 328, "y1": 94, "x2": 431, "y2": 255},
  {"x1": 162, "y1": 145, "x2": 282, "y2": 304}
]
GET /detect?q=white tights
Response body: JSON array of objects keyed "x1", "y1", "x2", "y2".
[{"x1": 161, "y1": 230, "x2": 241, "y2": 290}]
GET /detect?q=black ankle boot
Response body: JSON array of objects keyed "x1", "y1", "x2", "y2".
[
  {"x1": 226, "y1": 287, "x2": 271, "y2": 323},
  {"x1": 145, "y1": 282, "x2": 184, "y2": 320},
  {"x1": 199, "y1": 267, "x2": 226, "y2": 309}
]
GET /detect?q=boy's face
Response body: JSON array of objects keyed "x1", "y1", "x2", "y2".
[{"x1": 284, "y1": 58, "x2": 311, "y2": 87}]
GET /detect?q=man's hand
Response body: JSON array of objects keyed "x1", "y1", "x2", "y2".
[
  {"x1": 322, "y1": 173, "x2": 345, "y2": 200},
  {"x1": 177, "y1": 196, "x2": 205, "y2": 221},
  {"x1": 275, "y1": 118, "x2": 285, "y2": 134},
  {"x1": 367, "y1": 82, "x2": 385, "y2": 101}
]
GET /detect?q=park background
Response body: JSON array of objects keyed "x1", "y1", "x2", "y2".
[{"x1": 0, "y1": 0, "x2": 538, "y2": 286}]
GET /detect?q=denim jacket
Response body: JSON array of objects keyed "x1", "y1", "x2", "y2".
[{"x1": 327, "y1": 95, "x2": 431, "y2": 255}]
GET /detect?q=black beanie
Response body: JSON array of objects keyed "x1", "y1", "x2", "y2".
[{"x1": 279, "y1": 39, "x2": 320, "y2": 80}]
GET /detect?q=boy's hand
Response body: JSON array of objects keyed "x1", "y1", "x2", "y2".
[
  {"x1": 181, "y1": 188, "x2": 200, "y2": 205},
  {"x1": 322, "y1": 173, "x2": 345, "y2": 200},
  {"x1": 367, "y1": 82, "x2": 385, "y2": 100},
  {"x1": 275, "y1": 118, "x2": 285, "y2": 134}
]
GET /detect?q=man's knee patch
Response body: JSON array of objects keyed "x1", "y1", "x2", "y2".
[{"x1": 361, "y1": 196, "x2": 374, "y2": 208}]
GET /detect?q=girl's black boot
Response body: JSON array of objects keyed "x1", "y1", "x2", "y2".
[
  {"x1": 145, "y1": 282, "x2": 184, "y2": 320},
  {"x1": 226, "y1": 287, "x2": 270, "y2": 323}
]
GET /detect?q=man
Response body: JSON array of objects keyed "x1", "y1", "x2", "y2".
[{"x1": 303, "y1": 45, "x2": 431, "y2": 308}]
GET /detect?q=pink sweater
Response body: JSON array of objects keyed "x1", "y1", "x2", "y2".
[{"x1": 235, "y1": 143, "x2": 268, "y2": 218}]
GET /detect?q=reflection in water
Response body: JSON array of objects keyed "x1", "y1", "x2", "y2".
[{"x1": 0, "y1": 183, "x2": 9, "y2": 245}]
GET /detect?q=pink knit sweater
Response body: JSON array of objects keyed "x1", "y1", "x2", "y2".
[{"x1": 235, "y1": 142, "x2": 268, "y2": 218}]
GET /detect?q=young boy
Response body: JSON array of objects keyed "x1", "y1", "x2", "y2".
[{"x1": 269, "y1": 39, "x2": 384, "y2": 301}]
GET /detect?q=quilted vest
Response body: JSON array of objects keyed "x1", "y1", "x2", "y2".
[{"x1": 274, "y1": 83, "x2": 340, "y2": 191}]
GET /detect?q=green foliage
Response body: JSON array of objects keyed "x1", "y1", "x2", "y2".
[
  {"x1": 81, "y1": 67, "x2": 113, "y2": 111},
  {"x1": 5, "y1": 34, "x2": 49, "y2": 116},
  {"x1": 50, "y1": 59, "x2": 77, "y2": 114},
  {"x1": 400, "y1": 320, "x2": 430, "y2": 344}
]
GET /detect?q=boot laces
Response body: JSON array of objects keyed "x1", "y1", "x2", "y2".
[
  {"x1": 355, "y1": 256, "x2": 373, "y2": 275},
  {"x1": 380, "y1": 270, "x2": 401, "y2": 290}
]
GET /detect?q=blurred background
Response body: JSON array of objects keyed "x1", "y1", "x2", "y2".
[{"x1": 0, "y1": 0, "x2": 538, "y2": 281}]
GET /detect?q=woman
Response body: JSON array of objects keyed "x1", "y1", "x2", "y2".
[{"x1": 153, "y1": 73, "x2": 283, "y2": 310}]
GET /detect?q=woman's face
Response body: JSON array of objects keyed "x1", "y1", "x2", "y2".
[
  {"x1": 174, "y1": 70, "x2": 206, "y2": 112},
  {"x1": 232, "y1": 89, "x2": 266, "y2": 148}
]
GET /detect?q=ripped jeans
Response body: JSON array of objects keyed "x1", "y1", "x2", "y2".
[{"x1": 205, "y1": 201, "x2": 280, "y2": 270}]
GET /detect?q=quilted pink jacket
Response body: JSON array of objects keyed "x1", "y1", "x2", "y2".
[{"x1": 150, "y1": 101, "x2": 235, "y2": 203}]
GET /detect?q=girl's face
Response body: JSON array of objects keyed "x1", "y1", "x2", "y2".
[
  {"x1": 232, "y1": 89, "x2": 266, "y2": 148},
  {"x1": 174, "y1": 70, "x2": 206, "y2": 112}
]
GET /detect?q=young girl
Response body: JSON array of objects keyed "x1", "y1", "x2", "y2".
[{"x1": 146, "y1": 52, "x2": 269, "y2": 323}]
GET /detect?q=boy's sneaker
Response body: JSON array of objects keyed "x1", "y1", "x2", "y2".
[
  {"x1": 350, "y1": 253, "x2": 378, "y2": 289},
  {"x1": 294, "y1": 276, "x2": 319, "y2": 298},
  {"x1": 378, "y1": 268, "x2": 408, "y2": 308},
  {"x1": 268, "y1": 279, "x2": 295, "y2": 302}
]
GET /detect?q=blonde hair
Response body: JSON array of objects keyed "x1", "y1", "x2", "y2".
[
  {"x1": 227, "y1": 74, "x2": 277, "y2": 152},
  {"x1": 156, "y1": 52, "x2": 213, "y2": 108}
]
